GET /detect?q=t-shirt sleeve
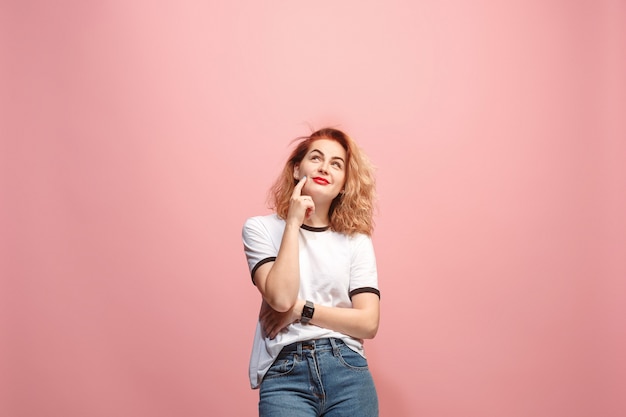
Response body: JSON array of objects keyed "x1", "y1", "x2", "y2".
[
  {"x1": 242, "y1": 217, "x2": 278, "y2": 285},
  {"x1": 348, "y1": 234, "x2": 380, "y2": 299}
]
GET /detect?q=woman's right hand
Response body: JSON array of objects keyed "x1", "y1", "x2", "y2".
[
  {"x1": 286, "y1": 176, "x2": 315, "y2": 227},
  {"x1": 259, "y1": 300, "x2": 301, "y2": 339}
]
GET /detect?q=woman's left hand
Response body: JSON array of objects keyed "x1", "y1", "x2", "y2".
[{"x1": 259, "y1": 300, "x2": 299, "y2": 339}]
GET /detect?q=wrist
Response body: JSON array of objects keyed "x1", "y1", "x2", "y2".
[
  {"x1": 285, "y1": 220, "x2": 302, "y2": 231},
  {"x1": 300, "y1": 300, "x2": 315, "y2": 325},
  {"x1": 292, "y1": 299, "x2": 305, "y2": 322}
]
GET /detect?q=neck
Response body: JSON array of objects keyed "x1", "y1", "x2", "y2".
[{"x1": 303, "y1": 205, "x2": 331, "y2": 228}]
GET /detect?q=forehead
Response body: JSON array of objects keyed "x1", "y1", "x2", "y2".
[{"x1": 307, "y1": 138, "x2": 346, "y2": 158}]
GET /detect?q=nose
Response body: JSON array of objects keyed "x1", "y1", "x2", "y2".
[{"x1": 318, "y1": 162, "x2": 329, "y2": 174}]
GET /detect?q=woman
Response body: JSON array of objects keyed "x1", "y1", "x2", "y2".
[{"x1": 242, "y1": 127, "x2": 380, "y2": 416}]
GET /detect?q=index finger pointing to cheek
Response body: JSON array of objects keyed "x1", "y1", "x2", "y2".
[{"x1": 292, "y1": 176, "x2": 307, "y2": 197}]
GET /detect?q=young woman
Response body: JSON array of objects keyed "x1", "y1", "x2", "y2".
[{"x1": 242, "y1": 127, "x2": 380, "y2": 417}]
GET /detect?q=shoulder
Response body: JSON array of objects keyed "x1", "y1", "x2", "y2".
[
  {"x1": 243, "y1": 214, "x2": 284, "y2": 234},
  {"x1": 347, "y1": 232, "x2": 372, "y2": 245},
  {"x1": 346, "y1": 232, "x2": 376, "y2": 256}
]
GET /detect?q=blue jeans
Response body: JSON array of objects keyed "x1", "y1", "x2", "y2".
[{"x1": 259, "y1": 338, "x2": 379, "y2": 417}]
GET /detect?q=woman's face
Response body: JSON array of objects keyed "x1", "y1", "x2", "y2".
[{"x1": 294, "y1": 138, "x2": 347, "y2": 202}]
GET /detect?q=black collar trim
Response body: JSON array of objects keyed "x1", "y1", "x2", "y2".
[{"x1": 300, "y1": 224, "x2": 330, "y2": 232}]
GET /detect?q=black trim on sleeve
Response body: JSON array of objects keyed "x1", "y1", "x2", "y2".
[
  {"x1": 349, "y1": 287, "x2": 381, "y2": 300},
  {"x1": 250, "y1": 257, "x2": 276, "y2": 285}
]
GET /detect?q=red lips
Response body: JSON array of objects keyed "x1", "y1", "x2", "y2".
[{"x1": 312, "y1": 177, "x2": 329, "y2": 185}]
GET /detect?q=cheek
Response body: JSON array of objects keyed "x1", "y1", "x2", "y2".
[{"x1": 336, "y1": 173, "x2": 346, "y2": 187}]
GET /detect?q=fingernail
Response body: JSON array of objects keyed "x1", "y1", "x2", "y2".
[{"x1": 302, "y1": 176, "x2": 306, "y2": 180}]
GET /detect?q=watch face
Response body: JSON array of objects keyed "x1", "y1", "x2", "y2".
[{"x1": 303, "y1": 305, "x2": 314, "y2": 318}]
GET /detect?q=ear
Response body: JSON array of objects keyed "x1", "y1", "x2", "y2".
[{"x1": 293, "y1": 164, "x2": 300, "y2": 180}]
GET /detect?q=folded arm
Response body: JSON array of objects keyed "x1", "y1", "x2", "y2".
[{"x1": 260, "y1": 292, "x2": 380, "y2": 340}]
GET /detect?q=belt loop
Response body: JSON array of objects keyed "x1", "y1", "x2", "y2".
[
  {"x1": 297, "y1": 341, "x2": 303, "y2": 357},
  {"x1": 329, "y1": 338, "x2": 339, "y2": 356}
]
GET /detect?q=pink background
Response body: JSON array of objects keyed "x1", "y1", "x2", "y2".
[{"x1": 2, "y1": 1, "x2": 625, "y2": 416}]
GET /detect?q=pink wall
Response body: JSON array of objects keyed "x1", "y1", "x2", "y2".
[{"x1": 2, "y1": 1, "x2": 625, "y2": 416}]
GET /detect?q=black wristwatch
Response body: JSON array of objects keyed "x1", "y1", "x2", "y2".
[{"x1": 300, "y1": 300, "x2": 315, "y2": 324}]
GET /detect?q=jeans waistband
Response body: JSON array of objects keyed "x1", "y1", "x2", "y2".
[{"x1": 281, "y1": 338, "x2": 342, "y2": 354}]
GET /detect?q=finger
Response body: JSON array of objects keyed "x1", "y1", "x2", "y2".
[
  {"x1": 259, "y1": 300, "x2": 269, "y2": 317},
  {"x1": 292, "y1": 176, "x2": 307, "y2": 198},
  {"x1": 262, "y1": 319, "x2": 272, "y2": 338}
]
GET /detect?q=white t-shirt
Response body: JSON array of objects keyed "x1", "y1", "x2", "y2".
[{"x1": 242, "y1": 214, "x2": 380, "y2": 389}]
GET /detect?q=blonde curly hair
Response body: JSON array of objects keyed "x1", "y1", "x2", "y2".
[{"x1": 268, "y1": 127, "x2": 376, "y2": 236}]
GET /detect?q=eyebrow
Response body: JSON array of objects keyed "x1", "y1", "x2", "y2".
[{"x1": 310, "y1": 149, "x2": 345, "y2": 163}]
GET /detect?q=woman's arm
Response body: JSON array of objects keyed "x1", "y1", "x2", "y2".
[
  {"x1": 252, "y1": 224, "x2": 299, "y2": 312},
  {"x1": 306, "y1": 293, "x2": 380, "y2": 339},
  {"x1": 261, "y1": 293, "x2": 380, "y2": 340},
  {"x1": 254, "y1": 177, "x2": 313, "y2": 312}
]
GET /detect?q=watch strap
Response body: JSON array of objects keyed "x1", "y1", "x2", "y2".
[{"x1": 300, "y1": 300, "x2": 314, "y2": 324}]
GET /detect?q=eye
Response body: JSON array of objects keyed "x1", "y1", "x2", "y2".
[
  {"x1": 331, "y1": 161, "x2": 343, "y2": 169},
  {"x1": 311, "y1": 155, "x2": 321, "y2": 161}
]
